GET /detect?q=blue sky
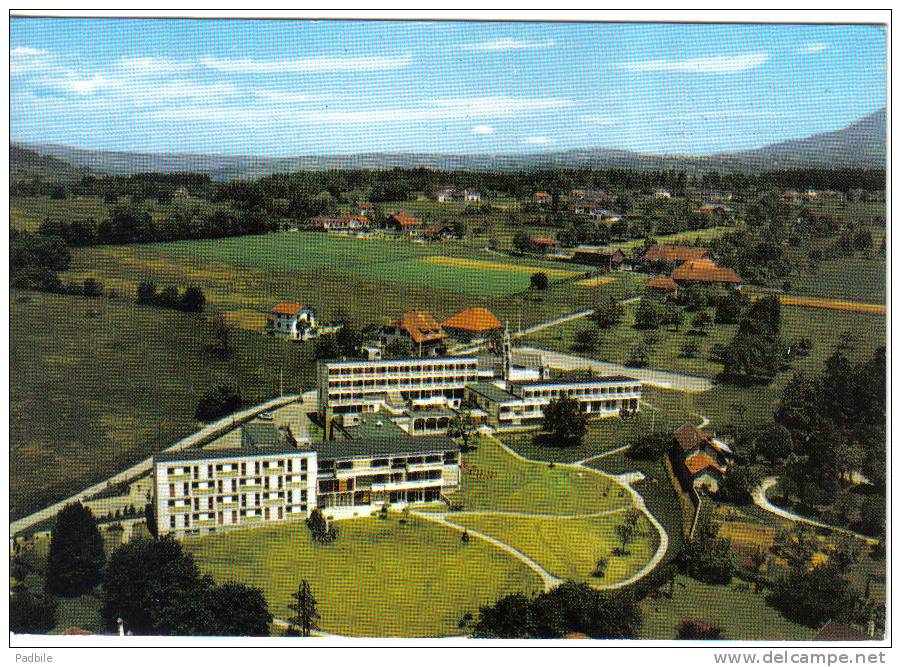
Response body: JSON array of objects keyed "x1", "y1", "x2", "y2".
[{"x1": 10, "y1": 18, "x2": 886, "y2": 156}]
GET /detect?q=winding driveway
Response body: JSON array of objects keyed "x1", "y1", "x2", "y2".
[{"x1": 752, "y1": 477, "x2": 879, "y2": 545}]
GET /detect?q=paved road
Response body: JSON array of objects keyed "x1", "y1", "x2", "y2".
[
  {"x1": 516, "y1": 346, "x2": 713, "y2": 392},
  {"x1": 10, "y1": 394, "x2": 304, "y2": 539},
  {"x1": 515, "y1": 309, "x2": 595, "y2": 338},
  {"x1": 752, "y1": 477, "x2": 879, "y2": 545}
]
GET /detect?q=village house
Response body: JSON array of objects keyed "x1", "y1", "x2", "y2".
[
  {"x1": 531, "y1": 191, "x2": 552, "y2": 205},
  {"x1": 441, "y1": 307, "x2": 503, "y2": 341},
  {"x1": 531, "y1": 236, "x2": 561, "y2": 254},
  {"x1": 641, "y1": 244, "x2": 712, "y2": 268},
  {"x1": 671, "y1": 258, "x2": 742, "y2": 288},
  {"x1": 383, "y1": 310, "x2": 447, "y2": 356},
  {"x1": 315, "y1": 214, "x2": 369, "y2": 235},
  {"x1": 644, "y1": 274, "x2": 679, "y2": 296},
  {"x1": 571, "y1": 247, "x2": 629, "y2": 271},
  {"x1": 436, "y1": 188, "x2": 456, "y2": 203},
  {"x1": 464, "y1": 190, "x2": 482, "y2": 203},
  {"x1": 670, "y1": 423, "x2": 733, "y2": 495},
  {"x1": 386, "y1": 211, "x2": 423, "y2": 236},
  {"x1": 267, "y1": 303, "x2": 318, "y2": 340},
  {"x1": 355, "y1": 201, "x2": 374, "y2": 217},
  {"x1": 422, "y1": 224, "x2": 456, "y2": 241}
]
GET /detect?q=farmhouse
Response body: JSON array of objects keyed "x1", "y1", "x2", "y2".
[
  {"x1": 671, "y1": 258, "x2": 742, "y2": 287},
  {"x1": 153, "y1": 421, "x2": 461, "y2": 537},
  {"x1": 671, "y1": 423, "x2": 732, "y2": 495},
  {"x1": 645, "y1": 274, "x2": 679, "y2": 295},
  {"x1": 422, "y1": 224, "x2": 456, "y2": 241},
  {"x1": 387, "y1": 211, "x2": 423, "y2": 235},
  {"x1": 384, "y1": 310, "x2": 447, "y2": 356},
  {"x1": 532, "y1": 191, "x2": 552, "y2": 204},
  {"x1": 572, "y1": 247, "x2": 628, "y2": 271},
  {"x1": 641, "y1": 245, "x2": 711, "y2": 266},
  {"x1": 531, "y1": 236, "x2": 561, "y2": 253},
  {"x1": 267, "y1": 303, "x2": 317, "y2": 340},
  {"x1": 322, "y1": 215, "x2": 369, "y2": 235},
  {"x1": 441, "y1": 307, "x2": 503, "y2": 339}
]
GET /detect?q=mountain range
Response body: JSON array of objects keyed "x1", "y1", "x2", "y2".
[{"x1": 12, "y1": 108, "x2": 885, "y2": 181}]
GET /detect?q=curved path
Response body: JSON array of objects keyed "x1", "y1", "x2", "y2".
[{"x1": 752, "y1": 477, "x2": 879, "y2": 545}]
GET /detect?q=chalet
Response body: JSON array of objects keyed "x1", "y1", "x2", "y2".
[
  {"x1": 671, "y1": 259, "x2": 742, "y2": 288},
  {"x1": 572, "y1": 247, "x2": 628, "y2": 271},
  {"x1": 442, "y1": 307, "x2": 502, "y2": 339},
  {"x1": 422, "y1": 224, "x2": 456, "y2": 241},
  {"x1": 654, "y1": 188, "x2": 672, "y2": 200},
  {"x1": 645, "y1": 274, "x2": 679, "y2": 295},
  {"x1": 641, "y1": 245, "x2": 711, "y2": 267},
  {"x1": 267, "y1": 303, "x2": 318, "y2": 340},
  {"x1": 387, "y1": 211, "x2": 423, "y2": 236},
  {"x1": 318, "y1": 215, "x2": 369, "y2": 235},
  {"x1": 383, "y1": 310, "x2": 447, "y2": 356},
  {"x1": 531, "y1": 191, "x2": 552, "y2": 205},
  {"x1": 531, "y1": 236, "x2": 561, "y2": 253},
  {"x1": 464, "y1": 190, "x2": 482, "y2": 203},
  {"x1": 671, "y1": 423, "x2": 733, "y2": 495}
]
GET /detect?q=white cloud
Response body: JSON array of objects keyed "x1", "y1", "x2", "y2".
[
  {"x1": 150, "y1": 96, "x2": 572, "y2": 126},
  {"x1": 618, "y1": 52, "x2": 769, "y2": 74},
  {"x1": 11, "y1": 46, "x2": 48, "y2": 57},
  {"x1": 116, "y1": 56, "x2": 193, "y2": 74},
  {"x1": 580, "y1": 115, "x2": 618, "y2": 126},
  {"x1": 252, "y1": 89, "x2": 312, "y2": 105},
  {"x1": 49, "y1": 73, "x2": 238, "y2": 103},
  {"x1": 797, "y1": 43, "x2": 828, "y2": 55},
  {"x1": 463, "y1": 38, "x2": 557, "y2": 53},
  {"x1": 199, "y1": 54, "x2": 411, "y2": 73},
  {"x1": 522, "y1": 136, "x2": 552, "y2": 145},
  {"x1": 471, "y1": 125, "x2": 495, "y2": 135}
]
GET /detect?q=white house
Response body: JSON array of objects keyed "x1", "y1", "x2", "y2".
[
  {"x1": 464, "y1": 190, "x2": 482, "y2": 203},
  {"x1": 267, "y1": 303, "x2": 317, "y2": 340}
]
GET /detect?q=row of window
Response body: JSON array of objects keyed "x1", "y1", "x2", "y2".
[
  {"x1": 168, "y1": 504, "x2": 309, "y2": 529},
  {"x1": 167, "y1": 489, "x2": 308, "y2": 509},
  {"x1": 165, "y1": 458, "x2": 310, "y2": 478},
  {"x1": 515, "y1": 384, "x2": 641, "y2": 399},
  {"x1": 327, "y1": 362, "x2": 477, "y2": 376}
]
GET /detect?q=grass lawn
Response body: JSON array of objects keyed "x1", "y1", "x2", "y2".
[
  {"x1": 450, "y1": 435, "x2": 632, "y2": 515},
  {"x1": 11, "y1": 195, "x2": 111, "y2": 232},
  {"x1": 447, "y1": 512, "x2": 656, "y2": 586},
  {"x1": 185, "y1": 515, "x2": 542, "y2": 637},
  {"x1": 10, "y1": 290, "x2": 317, "y2": 519},
  {"x1": 640, "y1": 575, "x2": 816, "y2": 640}
]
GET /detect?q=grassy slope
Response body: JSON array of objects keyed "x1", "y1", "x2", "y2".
[
  {"x1": 9, "y1": 290, "x2": 317, "y2": 519},
  {"x1": 448, "y1": 513, "x2": 656, "y2": 585},
  {"x1": 640, "y1": 575, "x2": 815, "y2": 640},
  {"x1": 185, "y1": 515, "x2": 542, "y2": 637}
]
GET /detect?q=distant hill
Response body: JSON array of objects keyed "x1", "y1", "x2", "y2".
[
  {"x1": 13, "y1": 108, "x2": 885, "y2": 180},
  {"x1": 9, "y1": 145, "x2": 91, "y2": 185}
]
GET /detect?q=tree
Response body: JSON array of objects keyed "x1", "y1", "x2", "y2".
[
  {"x1": 634, "y1": 298, "x2": 664, "y2": 329},
  {"x1": 592, "y1": 295, "x2": 624, "y2": 329},
  {"x1": 676, "y1": 619, "x2": 723, "y2": 640},
  {"x1": 720, "y1": 332, "x2": 781, "y2": 385},
  {"x1": 513, "y1": 231, "x2": 533, "y2": 254},
  {"x1": 314, "y1": 334, "x2": 341, "y2": 360},
  {"x1": 195, "y1": 383, "x2": 242, "y2": 422},
  {"x1": 288, "y1": 580, "x2": 319, "y2": 637},
  {"x1": 690, "y1": 311, "x2": 712, "y2": 335},
  {"x1": 626, "y1": 432, "x2": 671, "y2": 460},
  {"x1": 103, "y1": 537, "x2": 203, "y2": 635},
  {"x1": 677, "y1": 525, "x2": 734, "y2": 585},
  {"x1": 10, "y1": 589, "x2": 57, "y2": 634},
  {"x1": 447, "y1": 411, "x2": 478, "y2": 451},
  {"x1": 383, "y1": 337, "x2": 413, "y2": 358},
  {"x1": 136, "y1": 281, "x2": 157, "y2": 305},
  {"x1": 680, "y1": 341, "x2": 700, "y2": 359},
  {"x1": 541, "y1": 395, "x2": 588, "y2": 448},
  {"x1": 572, "y1": 325, "x2": 600, "y2": 352},
  {"x1": 769, "y1": 562, "x2": 859, "y2": 628},
  {"x1": 715, "y1": 290, "x2": 749, "y2": 324},
  {"x1": 739, "y1": 295, "x2": 781, "y2": 341},
  {"x1": 82, "y1": 278, "x2": 103, "y2": 298},
  {"x1": 626, "y1": 345, "x2": 649, "y2": 368},
  {"x1": 207, "y1": 583, "x2": 273, "y2": 636},
  {"x1": 713, "y1": 464, "x2": 760, "y2": 505},
  {"x1": 180, "y1": 286, "x2": 206, "y2": 313},
  {"x1": 305, "y1": 508, "x2": 338, "y2": 544},
  {"x1": 530, "y1": 271, "x2": 549, "y2": 290},
  {"x1": 206, "y1": 314, "x2": 232, "y2": 359},
  {"x1": 156, "y1": 286, "x2": 180, "y2": 309},
  {"x1": 45, "y1": 502, "x2": 106, "y2": 597},
  {"x1": 748, "y1": 423, "x2": 794, "y2": 464},
  {"x1": 615, "y1": 509, "x2": 641, "y2": 554},
  {"x1": 592, "y1": 556, "x2": 608, "y2": 578}
]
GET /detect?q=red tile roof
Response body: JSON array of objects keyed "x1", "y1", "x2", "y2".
[
  {"x1": 442, "y1": 307, "x2": 503, "y2": 333},
  {"x1": 532, "y1": 237, "x2": 560, "y2": 247},
  {"x1": 646, "y1": 274, "x2": 679, "y2": 292},
  {"x1": 685, "y1": 451, "x2": 725, "y2": 476},
  {"x1": 393, "y1": 310, "x2": 446, "y2": 344},
  {"x1": 642, "y1": 245, "x2": 711, "y2": 263},
  {"x1": 671, "y1": 259, "x2": 742, "y2": 285},
  {"x1": 271, "y1": 302, "x2": 305, "y2": 316},
  {"x1": 388, "y1": 211, "x2": 422, "y2": 228}
]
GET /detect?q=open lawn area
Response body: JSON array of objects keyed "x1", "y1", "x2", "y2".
[
  {"x1": 640, "y1": 575, "x2": 816, "y2": 640},
  {"x1": 10, "y1": 290, "x2": 317, "y2": 519},
  {"x1": 450, "y1": 435, "x2": 633, "y2": 515},
  {"x1": 447, "y1": 512, "x2": 656, "y2": 586},
  {"x1": 185, "y1": 515, "x2": 542, "y2": 637}
]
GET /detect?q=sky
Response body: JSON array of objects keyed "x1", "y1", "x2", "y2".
[{"x1": 10, "y1": 18, "x2": 887, "y2": 157}]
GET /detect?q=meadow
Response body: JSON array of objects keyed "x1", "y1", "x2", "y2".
[
  {"x1": 185, "y1": 515, "x2": 542, "y2": 637},
  {"x1": 9, "y1": 290, "x2": 317, "y2": 519}
]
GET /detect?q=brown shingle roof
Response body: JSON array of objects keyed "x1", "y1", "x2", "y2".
[
  {"x1": 442, "y1": 307, "x2": 502, "y2": 333},
  {"x1": 272, "y1": 302, "x2": 305, "y2": 316},
  {"x1": 674, "y1": 423, "x2": 710, "y2": 453},
  {"x1": 671, "y1": 259, "x2": 742, "y2": 285},
  {"x1": 393, "y1": 310, "x2": 446, "y2": 344},
  {"x1": 642, "y1": 245, "x2": 711, "y2": 263},
  {"x1": 646, "y1": 274, "x2": 679, "y2": 292},
  {"x1": 388, "y1": 211, "x2": 422, "y2": 228}
]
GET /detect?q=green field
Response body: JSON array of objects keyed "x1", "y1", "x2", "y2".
[
  {"x1": 11, "y1": 195, "x2": 111, "y2": 232},
  {"x1": 9, "y1": 290, "x2": 317, "y2": 519},
  {"x1": 448, "y1": 512, "x2": 656, "y2": 585},
  {"x1": 640, "y1": 575, "x2": 815, "y2": 640},
  {"x1": 450, "y1": 435, "x2": 632, "y2": 515},
  {"x1": 185, "y1": 515, "x2": 542, "y2": 637}
]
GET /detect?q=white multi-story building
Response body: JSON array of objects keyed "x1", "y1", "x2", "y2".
[
  {"x1": 153, "y1": 421, "x2": 462, "y2": 537},
  {"x1": 465, "y1": 376, "x2": 642, "y2": 428},
  {"x1": 317, "y1": 356, "x2": 481, "y2": 424}
]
